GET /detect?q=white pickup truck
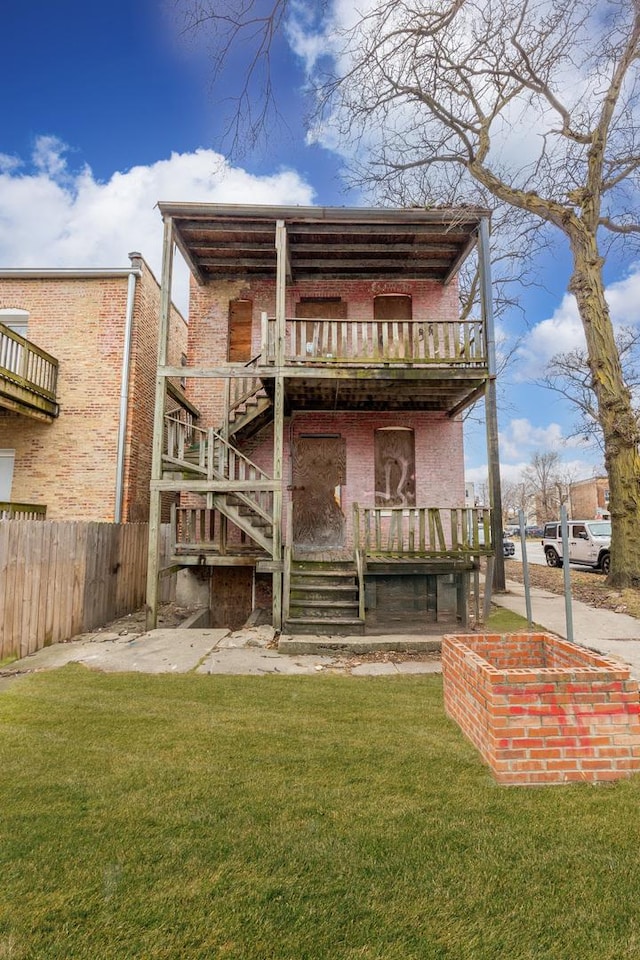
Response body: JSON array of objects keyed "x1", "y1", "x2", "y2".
[{"x1": 542, "y1": 520, "x2": 611, "y2": 575}]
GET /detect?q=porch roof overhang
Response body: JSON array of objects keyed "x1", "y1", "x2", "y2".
[{"x1": 157, "y1": 202, "x2": 489, "y2": 286}]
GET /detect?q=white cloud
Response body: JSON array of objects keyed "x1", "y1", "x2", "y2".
[
  {"x1": 516, "y1": 262, "x2": 640, "y2": 378},
  {"x1": 499, "y1": 418, "x2": 565, "y2": 461},
  {"x1": 0, "y1": 137, "x2": 316, "y2": 313}
]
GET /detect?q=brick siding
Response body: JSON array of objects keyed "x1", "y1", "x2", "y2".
[{"x1": 0, "y1": 261, "x2": 187, "y2": 521}]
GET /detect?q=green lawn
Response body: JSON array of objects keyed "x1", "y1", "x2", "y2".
[{"x1": 2, "y1": 667, "x2": 640, "y2": 959}]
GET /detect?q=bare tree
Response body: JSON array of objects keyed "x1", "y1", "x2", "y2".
[
  {"x1": 178, "y1": 0, "x2": 640, "y2": 585},
  {"x1": 538, "y1": 327, "x2": 640, "y2": 452},
  {"x1": 522, "y1": 452, "x2": 566, "y2": 524},
  {"x1": 501, "y1": 478, "x2": 532, "y2": 526}
]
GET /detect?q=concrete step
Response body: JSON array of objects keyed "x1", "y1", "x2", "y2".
[{"x1": 278, "y1": 635, "x2": 442, "y2": 655}]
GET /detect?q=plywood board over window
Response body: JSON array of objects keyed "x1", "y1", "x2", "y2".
[
  {"x1": 295, "y1": 298, "x2": 347, "y2": 319},
  {"x1": 373, "y1": 294, "x2": 412, "y2": 320},
  {"x1": 228, "y1": 299, "x2": 253, "y2": 362},
  {"x1": 374, "y1": 428, "x2": 416, "y2": 507}
]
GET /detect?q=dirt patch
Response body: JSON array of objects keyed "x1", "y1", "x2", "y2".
[
  {"x1": 505, "y1": 561, "x2": 640, "y2": 618},
  {"x1": 90, "y1": 602, "x2": 200, "y2": 638}
]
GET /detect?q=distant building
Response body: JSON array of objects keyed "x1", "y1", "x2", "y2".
[{"x1": 569, "y1": 476, "x2": 610, "y2": 520}]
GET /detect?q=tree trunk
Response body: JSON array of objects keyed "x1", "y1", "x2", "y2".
[{"x1": 569, "y1": 233, "x2": 640, "y2": 586}]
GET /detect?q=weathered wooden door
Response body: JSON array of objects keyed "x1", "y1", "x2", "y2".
[{"x1": 292, "y1": 437, "x2": 346, "y2": 550}]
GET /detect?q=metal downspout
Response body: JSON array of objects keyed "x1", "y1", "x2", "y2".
[{"x1": 114, "y1": 253, "x2": 142, "y2": 523}]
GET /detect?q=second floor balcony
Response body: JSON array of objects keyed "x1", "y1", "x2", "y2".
[
  {"x1": 0, "y1": 323, "x2": 59, "y2": 421},
  {"x1": 262, "y1": 315, "x2": 485, "y2": 368},
  {"x1": 255, "y1": 314, "x2": 487, "y2": 416}
]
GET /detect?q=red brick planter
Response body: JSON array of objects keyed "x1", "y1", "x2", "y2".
[{"x1": 442, "y1": 633, "x2": 640, "y2": 785}]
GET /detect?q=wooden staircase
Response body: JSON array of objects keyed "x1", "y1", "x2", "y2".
[
  {"x1": 284, "y1": 560, "x2": 365, "y2": 635},
  {"x1": 225, "y1": 372, "x2": 272, "y2": 443},
  {"x1": 163, "y1": 378, "x2": 275, "y2": 556}
]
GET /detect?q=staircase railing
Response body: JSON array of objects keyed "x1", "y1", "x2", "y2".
[
  {"x1": 354, "y1": 546, "x2": 366, "y2": 622},
  {"x1": 165, "y1": 416, "x2": 207, "y2": 470},
  {"x1": 210, "y1": 428, "x2": 274, "y2": 522},
  {"x1": 163, "y1": 414, "x2": 275, "y2": 552},
  {"x1": 283, "y1": 510, "x2": 293, "y2": 625},
  {"x1": 223, "y1": 356, "x2": 265, "y2": 426}
]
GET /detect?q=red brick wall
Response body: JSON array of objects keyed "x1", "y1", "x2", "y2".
[
  {"x1": 442, "y1": 633, "x2": 640, "y2": 785},
  {"x1": 0, "y1": 263, "x2": 187, "y2": 521},
  {"x1": 184, "y1": 276, "x2": 466, "y2": 542},
  {"x1": 231, "y1": 411, "x2": 464, "y2": 547}
]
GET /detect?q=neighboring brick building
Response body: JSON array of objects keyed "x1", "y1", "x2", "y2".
[
  {"x1": 569, "y1": 476, "x2": 610, "y2": 520},
  {"x1": 0, "y1": 255, "x2": 188, "y2": 522},
  {"x1": 147, "y1": 204, "x2": 501, "y2": 633}
]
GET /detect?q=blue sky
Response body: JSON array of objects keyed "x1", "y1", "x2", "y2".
[{"x1": 2, "y1": 0, "x2": 638, "y2": 490}]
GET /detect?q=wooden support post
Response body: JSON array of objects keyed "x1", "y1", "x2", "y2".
[
  {"x1": 145, "y1": 216, "x2": 174, "y2": 629},
  {"x1": 478, "y1": 216, "x2": 506, "y2": 592},
  {"x1": 272, "y1": 220, "x2": 287, "y2": 629}
]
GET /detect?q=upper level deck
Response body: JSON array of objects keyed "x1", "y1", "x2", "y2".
[
  {"x1": 159, "y1": 203, "x2": 493, "y2": 416},
  {"x1": 0, "y1": 322, "x2": 59, "y2": 421},
  {"x1": 258, "y1": 313, "x2": 487, "y2": 414}
]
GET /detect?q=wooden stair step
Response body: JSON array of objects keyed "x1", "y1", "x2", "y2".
[
  {"x1": 290, "y1": 599, "x2": 359, "y2": 609},
  {"x1": 291, "y1": 584, "x2": 357, "y2": 594},
  {"x1": 284, "y1": 616, "x2": 365, "y2": 636}
]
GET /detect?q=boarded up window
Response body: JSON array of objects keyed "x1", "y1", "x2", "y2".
[
  {"x1": 295, "y1": 298, "x2": 347, "y2": 319},
  {"x1": 373, "y1": 295, "x2": 412, "y2": 320},
  {"x1": 374, "y1": 428, "x2": 416, "y2": 507},
  {"x1": 228, "y1": 299, "x2": 253, "y2": 362}
]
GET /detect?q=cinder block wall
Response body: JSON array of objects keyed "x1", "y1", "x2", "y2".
[
  {"x1": 0, "y1": 262, "x2": 187, "y2": 521},
  {"x1": 442, "y1": 633, "x2": 640, "y2": 785}
]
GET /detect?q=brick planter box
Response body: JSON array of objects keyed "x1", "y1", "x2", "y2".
[{"x1": 442, "y1": 633, "x2": 640, "y2": 785}]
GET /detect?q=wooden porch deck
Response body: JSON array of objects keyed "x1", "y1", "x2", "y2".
[{"x1": 0, "y1": 323, "x2": 59, "y2": 421}]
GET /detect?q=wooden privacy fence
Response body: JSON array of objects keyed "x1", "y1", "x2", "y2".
[{"x1": 0, "y1": 521, "x2": 152, "y2": 661}]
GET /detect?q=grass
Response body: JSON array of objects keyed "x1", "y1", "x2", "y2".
[
  {"x1": 2, "y1": 668, "x2": 640, "y2": 959},
  {"x1": 485, "y1": 605, "x2": 546, "y2": 633}
]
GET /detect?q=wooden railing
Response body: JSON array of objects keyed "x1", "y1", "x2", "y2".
[
  {"x1": 353, "y1": 505, "x2": 492, "y2": 559},
  {"x1": 262, "y1": 316, "x2": 485, "y2": 366},
  {"x1": 0, "y1": 323, "x2": 58, "y2": 400},
  {"x1": 0, "y1": 502, "x2": 47, "y2": 520},
  {"x1": 164, "y1": 414, "x2": 275, "y2": 535},
  {"x1": 172, "y1": 505, "x2": 217, "y2": 553}
]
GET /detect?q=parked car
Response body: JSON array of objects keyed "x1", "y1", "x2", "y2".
[
  {"x1": 476, "y1": 527, "x2": 515, "y2": 557},
  {"x1": 525, "y1": 525, "x2": 544, "y2": 538},
  {"x1": 542, "y1": 520, "x2": 611, "y2": 574}
]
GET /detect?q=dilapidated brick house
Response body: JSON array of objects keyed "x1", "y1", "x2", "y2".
[{"x1": 146, "y1": 204, "x2": 502, "y2": 633}]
